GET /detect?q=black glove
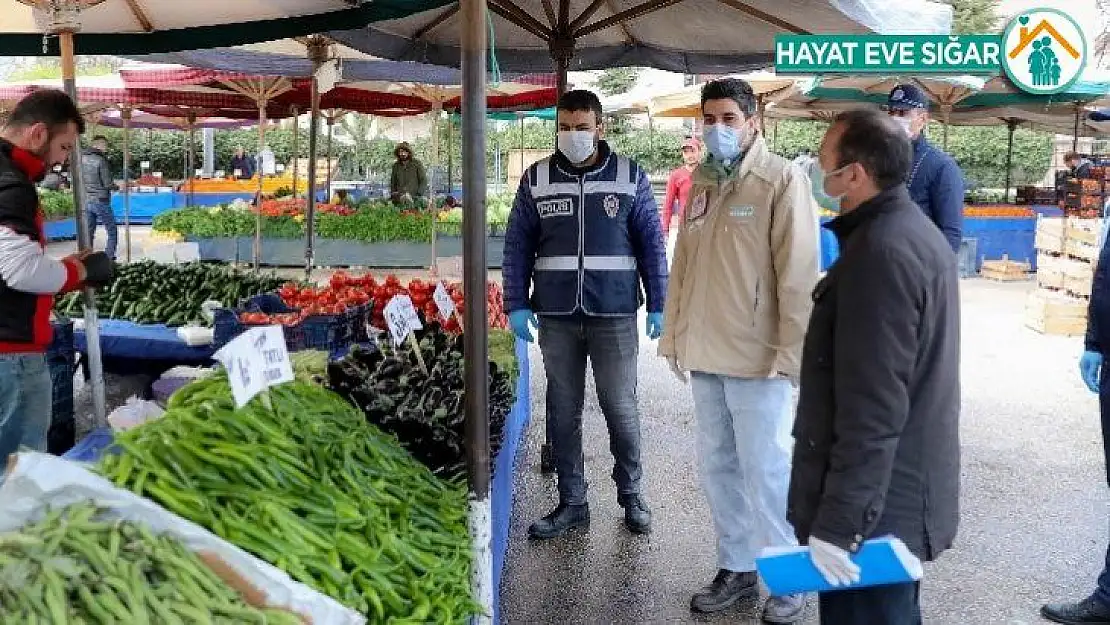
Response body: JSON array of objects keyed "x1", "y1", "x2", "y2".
[{"x1": 81, "y1": 251, "x2": 114, "y2": 287}]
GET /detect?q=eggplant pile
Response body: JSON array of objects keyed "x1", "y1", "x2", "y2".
[{"x1": 327, "y1": 322, "x2": 515, "y2": 477}]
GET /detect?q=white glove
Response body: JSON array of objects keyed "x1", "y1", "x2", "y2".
[
  {"x1": 666, "y1": 356, "x2": 688, "y2": 384},
  {"x1": 808, "y1": 536, "x2": 861, "y2": 587}
]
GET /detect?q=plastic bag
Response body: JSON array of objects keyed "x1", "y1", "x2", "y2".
[{"x1": 106, "y1": 395, "x2": 165, "y2": 431}]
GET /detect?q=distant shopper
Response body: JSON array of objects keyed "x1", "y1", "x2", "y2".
[
  {"x1": 0, "y1": 89, "x2": 113, "y2": 462},
  {"x1": 1066, "y1": 151, "x2": 1093, "y2": 179},
  {"x1": 390, "y1": 142, "x2": 428, "y2": 204},
  {"x1": 886, "y1": 83, "x2": 964, "y2": 253},
  {"x1": 81, "y1": 135, "x2": 119, "y2": 259},
  {"x1": 659, "y1": 77, "x2": 818, "y2": 623},
  {"x1": 39, "y1": 166, "x2": 66, "y2": 191},
  {"x1": 660, "y1": 137, "x2": 701, "y2": 256},
  {"x1": 788, "y1": 108, "x2": 960, "y2": 624},
  {"x1": 1046, "y1": 209, "x2": 1110, "y2": 624},
  {"x1": 229, "y1": 146, "x2": 254, "y2": 179}
]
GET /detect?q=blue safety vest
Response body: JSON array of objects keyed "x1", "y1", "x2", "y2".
[{"x1": 528, "y1": 151, "x2": 643, "y2": 316}]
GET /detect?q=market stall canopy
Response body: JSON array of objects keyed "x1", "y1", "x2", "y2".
[
  {"x1": 0, "y1": 0, "x2": 455, "y2": 56},
  {"x1": 117, "y1": 63, "x2": 558, "y2": 113},
  {"x1": 95, "y1": 107, "x2": 254, "y2": 130},
  {"x1": 328, "y1": 0, "x2": 953, "y2": 75},
  {"x1": 948, "y1": 104, "x2": 1110, "y2": 137},
  {"x1": 649, "y1": 71, "x2": 800, "y2": 118},
  {"x1": 798, "y1": 75, "x2": 985, "y2": 111}
]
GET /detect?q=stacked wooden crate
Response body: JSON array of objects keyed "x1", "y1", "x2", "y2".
[{"x1": 1026, "y1": 217, "x2": 1099, "y2": 336}]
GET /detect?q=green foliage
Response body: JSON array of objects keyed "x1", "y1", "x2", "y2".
[
  {"x1": 5, "y1": 57, "x2": 119, "y2": 81},
  {"x1": 939, "y1": 0, "x2": 1000, "y2": 34},
  {"x1": 38, "y1": 189, "x2": 75, "y2": 219},
  {"x1": 595, "y1": 68, "x2": 639, "y2": 96}
]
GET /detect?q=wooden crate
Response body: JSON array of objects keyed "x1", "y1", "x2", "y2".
[
  {"x1": 1036, "y1": 254, "x2": 1066, "y2": 289},
  {"x1": 1065, "y1": 238, "x2": 1100, "y2": 263},
  {"x1": 1066, "y1": 218, "x2": 1103, "y2": 246},
  {"x1": 1025, "y1": 289, "x2": 1088, "y2": 336},
  {"x1": 1035, "y1": 217, "x2": 1065, "y2": 254},
  {"x1": 981, "y1": 255, "x2": 1032, "y2": 281},
  {"x1": 1037, "y1": 254, "x2": 1094, "y2": 295}
]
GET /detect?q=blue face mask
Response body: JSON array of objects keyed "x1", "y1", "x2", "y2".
[
  {"x1": 702, "y1": 123, "x2": 742, "y2": 163},
  {"x1": 807, "y1": 160, "x2": 842, "y2": 213}
]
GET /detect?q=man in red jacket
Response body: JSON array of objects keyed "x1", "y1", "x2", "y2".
[
  {"x1": 0, "y1": 90, "x2": 113, "y2": 461},
  {"x1": 661, "y1": 137, "x2": 702, "y2": 258}
]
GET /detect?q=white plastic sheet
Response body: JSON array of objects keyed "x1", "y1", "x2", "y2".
[{"x1": 0, "y1": 452, "x2": 365, "y2": 625}]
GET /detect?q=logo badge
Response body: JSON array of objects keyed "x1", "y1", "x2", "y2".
[
  {"x1": 603, "y1": 194, "x2": 620, "y2": 218},
  {"x1": 537, "y1": 198, "x2": 574, "y2": 219},
  {"x1": 688, "y1": 191, "x2": 708, "y2": 222},
  {"x1": 730, "y1": 205, "x2": 756, "y2": 219},
  {"x1": 1001, "y1": 8, "x2": 1087, "y2": 95}
]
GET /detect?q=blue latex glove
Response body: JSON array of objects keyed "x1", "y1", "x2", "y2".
[
  {"x1": 509, "y1": 309, "x2": 539, "y2": 343},
  {"x1": 646, "y1": 312, "x2": 664, "y2": 340},
  {"x1": 1081, "y1": 350, "x2": 1103, "y2": 393}
]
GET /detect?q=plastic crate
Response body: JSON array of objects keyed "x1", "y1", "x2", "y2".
[
  {"x1": 213, "y1": 293, "x2": 371, "y2": 353},
  {"x1": 46, "y1": 318, "x2": 76, "y2": 455}
]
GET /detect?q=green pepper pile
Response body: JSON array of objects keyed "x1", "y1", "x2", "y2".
[
  {"x1": 328, "y1": 322, "x2": 516, "y2": 478},
  {"x1": 55, "y1": 261, "x2": 284, "y2": 326},
  {"x1": 0, "y1": 502, "x2": 301, "y2": 624},
  {"x1": 97, "y1": 375, "x2": 477, "y2": 622}
]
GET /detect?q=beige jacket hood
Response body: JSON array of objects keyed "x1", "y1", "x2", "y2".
[{"x1": 658, "y1": 135, "x2": 819, "y2": 379}]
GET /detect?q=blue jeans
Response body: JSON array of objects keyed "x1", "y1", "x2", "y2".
[
  {"x1": 537, "y1": 316, "x2": 642, "y2": 505},
  {"x1": 819, "y1": 581, "x2": 921, "y2": 624},
  {"x1": 0, "y1": 354, "x2": 52, "y2": 461},
  {"x1": 87, "y1": 200, "x2": 117, "y2": 259},
  {"x1": 690, "y1": 373, "x2": 796, "y2": 572}
]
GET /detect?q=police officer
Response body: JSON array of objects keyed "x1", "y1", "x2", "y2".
[
  {"x1": 886, "y1": 84, "x2": 964, "y2": 254},
  {"x1": 1045, "y1": 236, "x2": 1110, "y2": 623},
  {"x1": 503, "y1": 89, "x2": 668, "y2": 539}
]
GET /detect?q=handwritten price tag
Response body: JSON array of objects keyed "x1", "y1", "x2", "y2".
[
  {"x1": 384, "y1": 294, "x2": 423, "y2": 346},
  {"x1": 433, "y1": 282, "x2": 456, "y2": 321},
  {"x1": 213, "y1": 326, "x2": 294, "y2": 407}
]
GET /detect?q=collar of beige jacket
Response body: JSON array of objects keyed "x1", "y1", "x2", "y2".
[{"x1": 696, "y1": 134, "x2": 771, "y2": 187}]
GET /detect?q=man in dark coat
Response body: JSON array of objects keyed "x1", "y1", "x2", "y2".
[
  {"x1": 886, "y1": 84, "x2": 964, "y2": 254},
  {"x1": 787, "y1": 107, "x2": 961, "y2": 624},
  {"x1": 1043, "y1": 232, "x2": 1110, "y2": 624}
]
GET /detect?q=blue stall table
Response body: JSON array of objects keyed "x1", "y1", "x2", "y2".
[
  {"x1": 43, "y1": 218, "x2": 77, "y2": 241},
  {"x1": 112, "y1": 192, "x2": 176, "y2": 224},
  {"x1": 492, "y1": 339, "x2": 532, "y2": 624},
  {"x1": 963, "y1": 216, "x2": 1036, "y2": 272}
]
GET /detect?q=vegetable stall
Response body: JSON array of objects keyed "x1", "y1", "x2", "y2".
[{"x1": 151, "y1": 195, "x2": 514, "y2": 268}]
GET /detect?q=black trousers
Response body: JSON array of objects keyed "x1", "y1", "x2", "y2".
[{"x1": 818, "y1": 581, "x2": 921, "y2": 625}]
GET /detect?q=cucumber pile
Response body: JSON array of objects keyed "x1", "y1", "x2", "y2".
[
  {"x1": 0, "y1": 502, "x2": 301, "y2": 624},
  {"x1": 55, "y1": 261, "x2": 284, "y2": 326}
]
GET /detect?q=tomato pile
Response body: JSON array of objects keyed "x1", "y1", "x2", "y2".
[
  {"x1": 237, "y1": 277, "x2": 372, "y2": 326},
  {"x1": 257, "y1": 197, "x2": 354, "y2": 218}
]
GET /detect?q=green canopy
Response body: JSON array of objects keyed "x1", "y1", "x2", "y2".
[{"x1": 451, "y1": 107, "x2": 556, "y2": 122}]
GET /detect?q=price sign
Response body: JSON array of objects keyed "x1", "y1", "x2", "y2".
[
  {"x1": 276, "y1": 164, "x2": 286, "y2": 173},
  {"x1": 383, "y1": 295, "x2": 423, "y2": 346},
  {"x1": 213, "y1": 326, "x2": 294, "y2": 407},
  {"x1": 140, "y1": 161, "x2": 150, "y2": 170},
  {"x1": 195, "y1": 169, "x2": 204, "y2": 177},
  {"x1": 152, "y1": 171, "x2": 163, "y2": 179},
  {"x1": 233, "y1": 169, "x2": 242, "y2": 177},
  {"x1": 433, "y1": 281, "x2": 456, "y2": 321},
  {"x1": 215, "y1": 170, "x2": 226, "y2": 178}
]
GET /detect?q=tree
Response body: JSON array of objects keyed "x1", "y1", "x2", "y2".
[
  {"x1": 594, "y1": 68, "x2": 639, "y2": 96},
  {"x1": 6, "y1": 56, "x2": 121, "y2": 81},
  {"x1": 939, "y1": 0, "x2": 1000, "y2": 34}
]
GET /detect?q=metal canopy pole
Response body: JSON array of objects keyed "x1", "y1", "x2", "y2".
[
  {"x1": 253, "y1": 97, "x2": 268, "y2": 270},
  {"x1": 305, "y1": 78, "x2": 321, "y2": 281},
  {"x1": 59, "y1": 29, "x2": 107, "y2": 425},
  {"x1": 462, "y1": 0, "x2": 492, "y2": 621},
  {"x1": 290, "y1": 106, "x2": 301, "y2": 197},
  {"x1": 121, "y1": 107, "x2": 132, "y2": 263},
  {"x1": 1004, "y1": 120, "x2": 1017, "y2": 203}
]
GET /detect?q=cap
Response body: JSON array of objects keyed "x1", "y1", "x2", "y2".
[
  {"x1": 681, "y1": 137, "x2": 701, "y2": 151},
  {"x1": 887, "y1": 84, "x2": 930, "y2": 111}
]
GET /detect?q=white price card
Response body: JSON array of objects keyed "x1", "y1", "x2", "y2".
[
  {"x1": 213, "y1": 325, "x2": 294, "y2": 407},
  {"x1": 384, "y1": 294, "x2": 423, "y2": 346},
  {"x1": 195, "y1": 169, "x2": 204, "y2": 177},
  {"x1": 433, "y1": 281, "x2": 456, "y2": 321},
  {"x1": 152, "y1": 171, "x2": 163, "y2": 178},
  {"x1": 276, "y1": 164, "x2": 286, "y2": 173},
  {"x1": 140, "y1": 160, "x2": 150, "y2": 169},
  {"x1": 233, "y1": 169, "x2": 242, "y2": 177}
]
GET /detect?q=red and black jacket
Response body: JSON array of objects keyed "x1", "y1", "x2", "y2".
[{"x1": 0, "y1": 139, "x2": 83, "y2": 353}]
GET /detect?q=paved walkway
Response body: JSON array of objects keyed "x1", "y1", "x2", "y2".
[{"x1": 501, "y1": 279, "x2": 1110, "y2": 624}]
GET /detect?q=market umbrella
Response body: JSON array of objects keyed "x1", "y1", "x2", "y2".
[
  {"x1": 0, "y1": 1, "x2": 444, "y2": 426},
  {"x1": 649, "y1": 71, "x2": 800, "y2": 122},
  {"x1": 329, "y1": 0, "x2": 953, "y2": 93}
]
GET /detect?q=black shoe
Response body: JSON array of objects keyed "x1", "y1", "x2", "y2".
[
  {"x1": 618, "y1": 494, "x2": 652, "y2": 534},
  {"x1": 690, "y1": 569, "x2": 758, "y2": 614},
  {"x1": 540, "y1": 443, "x2": 555, "y2": 474},
  {"x1": 1041, "y1": 598, "x2": 1110, "y2": 624},
  {"x1": 528, "y1": 503, "x2": 589, "y2": 540}
]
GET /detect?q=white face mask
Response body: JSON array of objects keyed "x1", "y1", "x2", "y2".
[
  {"x1": 891, "y1": 116, "x2": 914, "y2": 137},
  {"x1": 558, "y1": 130, "x2": 597, "y2": 165}
]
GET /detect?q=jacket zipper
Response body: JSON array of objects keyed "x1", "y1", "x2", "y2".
[
  {"x1": 753, "y1": 278, "x2": 760, "y2": 325},
  {"x1": 576, "y1": 173, "x2": 585, "y2": 313}
]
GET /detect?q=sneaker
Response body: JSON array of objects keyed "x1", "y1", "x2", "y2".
[
  {"x1": 527, "y1": 502, "x2": 589, "y2": 540},
  {"x1": 690, "y1": 569, "x2": 758, "y2": 614},
  {"x1": 762, "y1": 594, "x2": 806, "y2": 623}
]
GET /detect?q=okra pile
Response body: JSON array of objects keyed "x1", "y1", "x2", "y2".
[
  {"x1": 98, "y1": 376, "x2": 478, "y2": 622},
  {"x1": 0, "y1": 502, "x2": 300, "y2": 624}
]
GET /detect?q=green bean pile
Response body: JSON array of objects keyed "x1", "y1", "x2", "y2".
[
  {"x1": 0, "y1": 502, "x2": 301, "y2": 624},
  {"x1": 97, "y1": 375, "x2": 478, "y2": 622}
]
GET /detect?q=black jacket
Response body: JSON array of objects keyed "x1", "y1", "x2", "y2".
[
  {"x1": 80, "y1": 148, "x2": 115, "y2": 202},
  {"x1": 787, "y1": 185, "x2": 961, "y2": 561}
]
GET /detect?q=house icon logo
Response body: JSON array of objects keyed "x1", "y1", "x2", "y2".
[{"x1": 1001, "y1": 8, "x2": 1087, "y2": 95}]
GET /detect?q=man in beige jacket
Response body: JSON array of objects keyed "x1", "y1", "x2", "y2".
[{"x1": 658, "y1": 78, "x2": 819, "y2": 623}]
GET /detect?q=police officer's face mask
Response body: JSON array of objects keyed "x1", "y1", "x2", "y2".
[{"x1": 558, "y1": 130, "x2": 597, "y2": 165}]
